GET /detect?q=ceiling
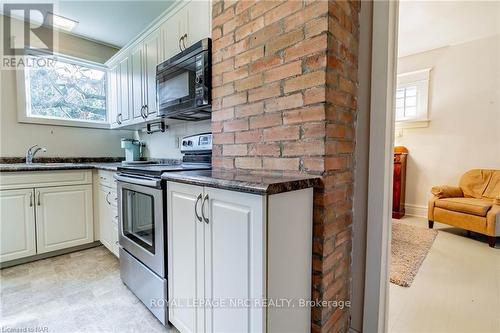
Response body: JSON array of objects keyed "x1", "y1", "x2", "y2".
[
  {"x1": 56, "y1": 1, "x2": 176, "y2": 48},
  {"x1": 398, "y1": 0, "x2": 500, "y2": 57},
  {"x1": 2, "y1": 1, "x2": 176, "y2": 48}
]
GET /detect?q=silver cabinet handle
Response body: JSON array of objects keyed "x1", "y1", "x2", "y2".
[
  {"x1": 181, "y1": 33, "x2": 187, "y2": 50},
  {"x1": 36, "y1": 191, "x2": 41, "y2": 206},
  {"x1": 105, "y1": 192, "x2": 111, "y2": 205},
  {"x1": 201, "y1": 194, "x2": 209, "y2": 224},
  {"x1": 29, "y1": 192, "x2": 33, "y2": 207},
  {"x1": 140, "y1": 105, "x2": 146, "y2": 119},
  {"x1": 143, "y1": 105, "x2": 148, "y2": 119},
  {"x1": 116, "y1": 113, "x2": 122, "y2": 125},
  {"x1": 194, "y1": 193, "x2": 202, "y2": 222}
]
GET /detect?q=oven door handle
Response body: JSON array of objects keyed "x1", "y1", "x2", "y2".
[{"x1": 114, "y1": 173, "x2": 161, "y2": 188}]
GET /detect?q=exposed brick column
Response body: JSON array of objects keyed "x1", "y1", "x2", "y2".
[{"x1": 211, "y1": 1, "x2": 360, "y2": 332}]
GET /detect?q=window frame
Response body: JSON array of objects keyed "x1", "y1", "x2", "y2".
[
  {"x1": 395, "y1": 68, "x2": 431, "y2": 128},
  {"x1": 16, "y1": 50, "x2": 111, "y2": 129}
]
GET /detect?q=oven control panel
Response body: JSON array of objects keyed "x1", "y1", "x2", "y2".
[{"x1": 181, "y1": 133, "x2": 212, "y2": 153}]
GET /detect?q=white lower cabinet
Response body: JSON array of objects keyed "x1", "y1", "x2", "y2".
[
  {"x1": 0, "y1": 189, "x2": 36, "y2": 262},
  {"x1": 167, "y1": 182, "x2": 313, "y2": 333},
  {"x1": 97, "y1": 170, "x2": 119, "y2": 257},
  {"x1": 0, "y1": 170, "x2": 94, "y2": 264},
  {"x1": 35, "y1": 185, "x2": 93, "y2": 254}
]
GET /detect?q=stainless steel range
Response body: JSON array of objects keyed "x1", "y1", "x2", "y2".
[{"x1": 114, "y1": 133, "x2": 212, "y2": 325}]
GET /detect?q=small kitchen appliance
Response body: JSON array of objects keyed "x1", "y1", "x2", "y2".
[
  {"x1": 115, "y1": 133, "x2": 212, "y2": 325},
  {"x1": 121, "y1": 138, "x2": 143, "y2": 163},
  {"x1": 156, "y1": 38, "x2": 211, "y2": 121}
]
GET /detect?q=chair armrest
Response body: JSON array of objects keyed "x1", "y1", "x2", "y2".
[{"x1": 431, "y1": 185, "x2": 463, "y2": 198}]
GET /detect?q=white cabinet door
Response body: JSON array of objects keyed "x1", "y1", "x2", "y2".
[
  {"x1": 108, "y1": 65, "x2": 119, "y2": 126},
  {"x1": 98, "y1": 186, "x2": 112, "y2": 251},
  {"x1": 130, "y1": 45, "x2": 145, "y2": 120},
  {"x1": 159, "y1": 11, "x2": 182, "y2": 62},
  {"x1": 118, "y1": 57, "x2": 131, "y2": 123},
  {"x1": 0, "y1": 189, "x2": 36, "y2": 263},
  {"x1": 35, "y1": 185, "x2": 94, "y2": 254},
  {"x1": 203, "y1": 188, "x2": 266, "y2": 333},
  {"x1": 167, "y1": 182, "x2": 205, "y2": 333},
  {"x1": 144, "y1": 30, "x2": 160, "y2": 116},
  {"x1": 185, "y1": 0, "x2": 211, "y2": 48}
]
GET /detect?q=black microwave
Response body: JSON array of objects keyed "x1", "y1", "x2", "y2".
[{"x1": 156, "y1": 38, "x2": 211, "y2": 121}]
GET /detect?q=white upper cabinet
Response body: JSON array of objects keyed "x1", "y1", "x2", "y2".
[
  {"x1": 160, "y1": 12, "x2": 180, "y2": 62},
  {"x1": 184, "y1": 0, "x2": 211, "y2": 49},
  {"x1": 106, "y1": 0, "x2": 211, "y2": 129},
  {"x1": 130, "y1": 44, "x2": 145, "y2": 120},
  {"x1": 143, "y1": 30, "x2": 161, "y2": 116},
  {"x1": 118, "y1": 57, "x2": 132, "y2": 124},
  {"x1": 0, "y1": 189, "x2": 36, "y2": 263},
  {"x1": 107, "y1": 65, "x2": 119, "y2": 126}
]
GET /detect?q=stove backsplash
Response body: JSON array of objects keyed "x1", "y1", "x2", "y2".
[{"x1": 135, "y1": 120, "x2": 211, "y2": 159}]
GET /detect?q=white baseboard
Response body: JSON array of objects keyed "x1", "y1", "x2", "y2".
[{"x1": 404, "y1": 203, "x2": 427, "y2": 218}]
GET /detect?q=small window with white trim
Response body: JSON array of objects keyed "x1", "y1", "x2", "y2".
[
  {"x1": 395, "y1": 68, "x2": 431, "y2": 125},
  {"x1": 17, "y1": 51, "x2": 108, "y2": 128}
]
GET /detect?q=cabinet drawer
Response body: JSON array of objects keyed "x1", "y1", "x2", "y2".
[
  {"x1": 97, "y1": 170, "x2": 116, "y2": 188},
  {"x1": 0, "y1": 170, "x2": 92, "y2": 190}
]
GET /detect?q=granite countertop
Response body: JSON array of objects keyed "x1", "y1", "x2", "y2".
[
  {"x1": 0, "y1": 162, "x2": 123, "y2": 172},
  {"x1": 161, "y1": 169, "x2": 321, "y2": 195}
]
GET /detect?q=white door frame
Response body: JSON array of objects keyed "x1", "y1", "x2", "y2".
[{"x1": 362, "y1": 1, "x2": 399, "y2": 332}]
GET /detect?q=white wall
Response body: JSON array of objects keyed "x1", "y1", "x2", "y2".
[
  {"x1": 395, "y1": 34, "x2": 500, "y2": 214},
  {"x1": 136, "y1": 120, "x2": 211, "y2": 159},
  {"x1": 0, "y1": 15, "x2": 135, "y2": 158}
]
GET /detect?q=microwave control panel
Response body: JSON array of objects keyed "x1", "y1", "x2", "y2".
[{"x1": 194, "y1": 51, "x2": 210, "y2": 108}]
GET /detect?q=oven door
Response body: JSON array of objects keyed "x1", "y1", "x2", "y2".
[{"x1": 117, "y1": 176, "x2": 165, "y2": 277}]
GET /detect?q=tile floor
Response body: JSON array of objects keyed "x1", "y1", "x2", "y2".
[
  {"x1": 389, "y1": 216, "x2": 500, "y2": 333},
  {"x1": 0, "y1": 246, "x2": 176, "y2": 333}
]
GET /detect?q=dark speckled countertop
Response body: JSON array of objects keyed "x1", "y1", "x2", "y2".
[
  {"x1": 161, "y1": 169, "x2": 321, "y2": 195},
  {"x1": 0, "y1": 162, "x2": 123, "y2": 172},
  {"x1": 0, "y1": 157, "x2": 125, "y2": 172}
]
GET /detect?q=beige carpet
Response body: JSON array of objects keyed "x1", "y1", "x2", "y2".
[{"x1": 391, "y1": 221, "x2": 438, "y2": 287}]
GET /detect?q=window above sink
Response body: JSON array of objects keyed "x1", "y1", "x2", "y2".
[{"x1": 17, "y1": 51, "x2": 109, "y2": 129}]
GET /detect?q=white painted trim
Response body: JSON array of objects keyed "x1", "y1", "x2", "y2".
[
  {"x1": 404, "y1": 204, "x2": 427, "y2": 218},
  {"x1": 363, "y1": 1, "x2": 399, "y2": 333},
  {"x1": 395, "y1": 120, "x2": 429, "y2": 129}
]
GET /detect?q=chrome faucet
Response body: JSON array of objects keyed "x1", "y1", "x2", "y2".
[{"x1": 26, "y1": 145, "x2": 47, "y2": 164}]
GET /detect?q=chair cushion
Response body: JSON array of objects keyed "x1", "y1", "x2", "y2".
[
  {"x1": 483, "y1": 171, "x2": 500, "y2": 199},
  {"x1": 435, "y1": 198, "x2": 493, "y2": 217},
  {"x1": 459, "y1": 169, "x2": 493, "y2": 198}
]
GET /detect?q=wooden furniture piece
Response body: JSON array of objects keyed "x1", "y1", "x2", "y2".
[{"x1": 393, "y1": 146, "x2": 409, "y2": 219}]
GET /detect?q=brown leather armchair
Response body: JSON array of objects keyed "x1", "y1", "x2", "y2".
[{"x1": 428, "y1": 169, "x2": 500, "y2": 247}]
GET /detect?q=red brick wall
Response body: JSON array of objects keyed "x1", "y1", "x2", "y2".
[{"x1": 211, "y1": 1, "x2": 360, "y2": 331}]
